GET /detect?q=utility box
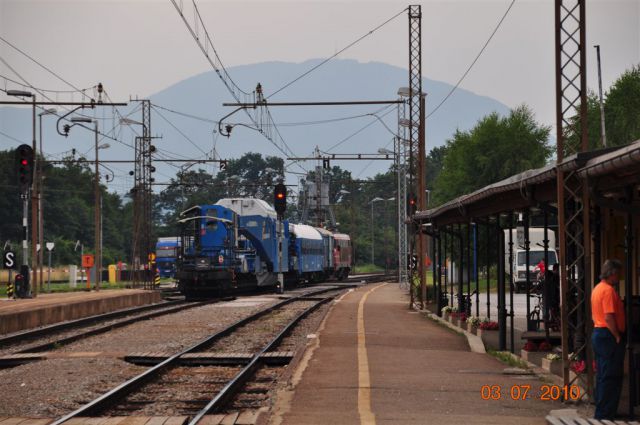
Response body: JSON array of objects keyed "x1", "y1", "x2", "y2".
[
  {"x1": 108, "y1": 265, "x2": 117, "y2": 284},
  {"x1": 69, "y1": 265, "x2": 77, "y2": 288}
]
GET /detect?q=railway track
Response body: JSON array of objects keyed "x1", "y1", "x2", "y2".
[
  {"x1": 50, "y1": 285, "x2": 350, "y2": 425},
  {"x1": 0, "y1": 299, "x2": 211, "y2": 355},
  {"x1": 0, "y1": 274, "x2": 389, "y2": 358}
]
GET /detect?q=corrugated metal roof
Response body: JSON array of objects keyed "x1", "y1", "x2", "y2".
[{"x1": 416, "y1": 143, "x2": 629, "y2": 222}]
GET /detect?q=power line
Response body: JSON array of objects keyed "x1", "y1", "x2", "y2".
[
  {"x1": 0, "y1": 129, "x2": 27, "y2": 144},
  {"x1": 152, "y1": 106, "x2": 209, "y2": 155},
  {"x1": 267, "y1": 7, "x2": 407, "y2": 99},
  {"x1": 426, "y1": 0, "x2": 517, "y2": 119},
  {"x1": 0, "y1": 35, "x2": 94, "y2": 98},
  {"x1": 324, "y1": 104, "x2": 395, "y2": 152},
  {"x1": 168, "y1": 0, "x2": 306, "y2": 174},
  {"x1": 0, "y1": 73, "x2": 96, "y2": 95}
]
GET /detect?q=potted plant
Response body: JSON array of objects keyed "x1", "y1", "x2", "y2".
[
  {"x1": 456, "y1": 312, "x2": 467, "y2": 328},
  {"x1": 441, "y1": 306, "x2": 452, "y2": 321},
  {"x1": 542, "y1": 352, "x2": 562, "y2": 376},
  {"x1": 521, "y1": 340, "x2": 545, "y2": 366},
  {"x1": 466, "y1": 316, "x2": 481, "y2": 334},
  {"x1": 448, "y1": 306, "x2": 459, "y2": 323},
  {"x1": 476, "y1": 319, "x2": 499, "y2": 338}
]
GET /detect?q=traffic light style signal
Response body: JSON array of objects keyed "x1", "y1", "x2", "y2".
[
  {"x1": 274, "y1": 183, "x2": 287, "y2": 217},
  {"x1": 407, "y1": 192, "x2": 417, "y2": 216},
  {"x1": 15, "y1": 144, "x2": 34, "y2": 193}
]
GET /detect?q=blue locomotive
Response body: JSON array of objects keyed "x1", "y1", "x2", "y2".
[
  {"x1": 176, "y1": 198, "x2": 352, "y2": 299},
  {"x1": 155, "y1": 237, "x2": 181, "y2": 278}
]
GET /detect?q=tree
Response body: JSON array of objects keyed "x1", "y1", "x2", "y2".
[
  {"x1": 567, "y1": 65, "x2": 640, "y2": 150},
  {"x1": 433, "y1": 105, "x2": 552, "y2": 205},
  {"x1": 156, "y1": 152, "x2": 286, "y2": 230}
]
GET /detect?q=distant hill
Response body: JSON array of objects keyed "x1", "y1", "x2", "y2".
[{"x1": 0, "y1": 59, "x2": 510, "y2": 188}]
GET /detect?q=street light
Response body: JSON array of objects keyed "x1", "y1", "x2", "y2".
[
  {"x1": 37, "y1": 108, "x2": 57, "y2": 292},
  {"x1": 119, "y1": 117, "x2": 147, "y2": 133},
  {"x1": 70, "y1": 116, "x2": 103, "y2": 290},
  {"x1": 377, "y1": 148, "x2": 394, "y2": 155},
  {"x1": 7, "y1": 89, "x2": 37, "y2": 296}
]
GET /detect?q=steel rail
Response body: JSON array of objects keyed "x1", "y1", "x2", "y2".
[
  {"x1": 50, "y1": 285, "x2": 350, "y2": 424},
  {"x1": 190, "y1": 295, "x2": 335, "y2": 423},
  {"x1": 15, "y1": 301, "x2": 210, "y2": 353},
  {"x1": 0, "y1": 299, "x2": 187, "y2": 347}
]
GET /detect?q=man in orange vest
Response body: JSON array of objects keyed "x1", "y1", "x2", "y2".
[{"x1": 591, "y1": 259, "x2": 625, "y2": 420}]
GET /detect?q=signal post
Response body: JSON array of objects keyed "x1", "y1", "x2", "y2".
[{"x1": 274, "y1": 183, "x2": 287, "y2": 294}]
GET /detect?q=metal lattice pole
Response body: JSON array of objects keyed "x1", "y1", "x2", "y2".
[
  {"x1": 407, "y1": 5, "x2": 422, "y2": 305},
  {"x1": 397, "y1": 102, "x2": 409, "y2": 288},
  {"x1": 554, "y1": 0, "x2": 592, "y2": 395},
  {"x1": 132, "y1": 100, "x2": 154, "y2": 289}
]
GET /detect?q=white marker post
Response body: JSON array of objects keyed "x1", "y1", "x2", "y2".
[{"x1": 46, "y1": 242, "x2": 55, "y2": 292}]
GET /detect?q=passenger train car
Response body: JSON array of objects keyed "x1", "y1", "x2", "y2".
[{"x1": 176, "y1": 198, "x2": 352, "y2": 299}]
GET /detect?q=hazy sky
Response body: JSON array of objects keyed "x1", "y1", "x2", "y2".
[{"x1": 1, "y1": 0, "x2": 639, "y2": 141}]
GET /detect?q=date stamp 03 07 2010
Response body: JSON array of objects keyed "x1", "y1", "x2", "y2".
[{"x1": 480, "y1": 385, "x2": 581, "y2": 401}]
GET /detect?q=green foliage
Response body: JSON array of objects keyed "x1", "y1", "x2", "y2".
[
  {"x1": 433, "y1": 105, "x2": 552, "y2": 205},
  {"x1": 567, "y1": 65, "x2": 640, "y2": 150},
  {"x1": 0, "y1": 151, "x2": 130, "y2": 266},
  {"x1": 156, "y1": 153, "x2": 285, "y2": 230}
]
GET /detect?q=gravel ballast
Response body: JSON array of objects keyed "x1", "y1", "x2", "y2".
[{"x1": 0, "y1": 358, "x2": 146, "y2": 417}]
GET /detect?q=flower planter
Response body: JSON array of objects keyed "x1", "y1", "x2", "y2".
[
  {"x1": 476, "y1": 328, "x2": 497, "y2": 339},
  {"x1": 466, "y1": 322, "x2": 477, "y2": 335},
  {"x1": 521, "y1": 349, "x2": 549, "y2": 367},
  {"x1": 443, "y1": 312, "x2": 450, "y2": 322},
  {"x1": 456, "y1": 319, "x2": 466, "y2": 328},
  {"x1": 542, "y1": 358, "x2": 562, "y2": 376}
]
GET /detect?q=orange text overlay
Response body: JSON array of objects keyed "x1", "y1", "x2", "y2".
[{"x1": 480, "y1": 384, "x2": 581, "y2": 401}]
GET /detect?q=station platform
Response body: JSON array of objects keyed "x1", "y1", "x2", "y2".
[
  {"x1": 271, "y1": 283, "x2": 560, "y2": 425},
  {"x1": 0, "y1": 289, "x2": 162, "y2": 335}
]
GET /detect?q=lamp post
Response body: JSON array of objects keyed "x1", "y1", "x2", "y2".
[
  {"x1": 38, "y1": 108, "x2": 56, "y2": 292},
  {"x1": 7, "y1": 89, "x2": 37, "y2": 296},
  {"x1": 369, "y1": 197, "x2": 384, "y2": 266},
  {"x1": 70, "y1": 117, "x2": 107, "y2": 290}
]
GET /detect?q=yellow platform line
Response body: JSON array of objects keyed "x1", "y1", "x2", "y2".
[{"x1": 358, "y1": 282, "x2": 387, "y2": 425}]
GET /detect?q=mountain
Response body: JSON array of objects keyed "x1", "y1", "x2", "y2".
[{"x1": 0, "y1": 59, "x2": 510, "y2": 190}]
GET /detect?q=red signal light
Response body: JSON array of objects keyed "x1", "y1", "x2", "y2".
[
  {"x1": 21, "y1": 159, "x2": 28, "y2": 166},
  {"x1": 277, "y1": 193, "x2": 284, "y2": 199}
]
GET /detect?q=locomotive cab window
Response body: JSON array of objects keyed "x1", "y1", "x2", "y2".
[{"x1": 206, "y1": 209, "x2": 218, "y2": 231}]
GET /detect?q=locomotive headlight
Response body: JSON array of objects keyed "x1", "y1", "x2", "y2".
[{"x1": 218, "y1": 255, "x2": 224, "y2": 264}]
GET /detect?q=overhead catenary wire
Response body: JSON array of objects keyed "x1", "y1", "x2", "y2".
[
  {"x1": 0, "y1": 35, "x2": 95, "y2": 98},
  {"x1": 267, "y1": 7, "x2": 408, "y2": 99},
  {"x1": 152, "y1": 102, "x2": 393, "y2": 128},
  {"x1": 324, "y1": 105, "x2": 395, "y2": 153},
  {"x1": 152, "y1": 105, "x2": 209, "y2": 156},
  {"x1": 168, "y1": 0, "x2": 306, "y2": 174},
  {"x1": 426, "y1": 0, "x2": 517, "y2": 119}
]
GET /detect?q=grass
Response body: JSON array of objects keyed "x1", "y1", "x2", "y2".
[
  {"x1": 488, "y1": 349, "x2": 530, "y2": 369},
  {"x1": 353, "y1": 264, "x2": 385, "y2": 273}
]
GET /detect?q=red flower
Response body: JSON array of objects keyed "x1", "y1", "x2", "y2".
[
  {"x1": 479, "y1": 321, "x2": 499, "y2": 330},
  {"x1": 523, "y1": 341, "x2": 538, "y2": 352},
  {"x1": 538, "y1": 341, "x2": 552, "y2": 351},
  {"x1": 570, "y1": 360, "x2": 586, "y2": 374}
]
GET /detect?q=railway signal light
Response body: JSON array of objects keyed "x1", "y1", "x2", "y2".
[
  {"x1": 274, "y1": 183, "x2": 287, "y2": 218},
  {"x1": 407, "y1": 192, "x2": 417, "y2": 216},
  {"x1": 15, "y1": 144, "x2": 34, "y2": 193}
]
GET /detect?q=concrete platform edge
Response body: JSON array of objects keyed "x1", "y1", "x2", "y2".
[
  {"x1": 420, "y1": 308, "x2": 486, "y2": 354},
  {"x1": 0, "y1": 291, "x2": 163, "y2": 334}
]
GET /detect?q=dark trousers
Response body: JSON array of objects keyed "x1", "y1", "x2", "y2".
[{"x1": 592, "y1": 327, "x2": 625, "y2": 419}]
